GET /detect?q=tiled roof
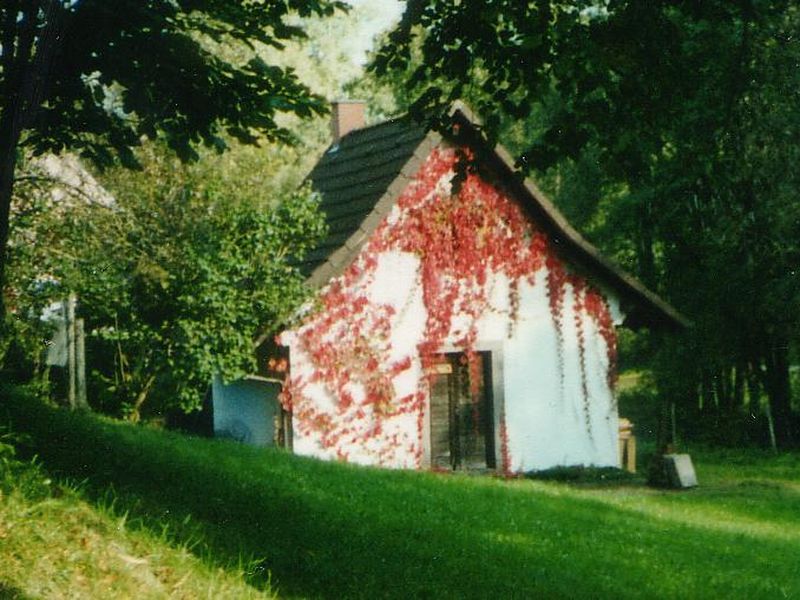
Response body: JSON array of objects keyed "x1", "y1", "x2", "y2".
[
  {"x1": 300, "y1": 116, "x2": 428, "y2": 280},
  {"x1": 303, "y1": 103, "x2": 688, "y2": 330}
]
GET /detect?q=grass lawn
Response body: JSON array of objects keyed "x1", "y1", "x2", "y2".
[
  {"x1": 0, "y1": 475, "x2": 272, "y2": 599},
  {"x1": 0, "y1": 418, "x2": 272, "y2": 598},
  {"x1": 2, "y1": 385, "x2": 799, "y2": 599}
]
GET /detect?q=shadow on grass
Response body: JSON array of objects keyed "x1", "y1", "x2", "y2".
[
  {"x1": 0, "y1": 582, "x2": 33, "y2": 600},
  {"x1": 3, "y1": 393, "x2": 800, "y2": 599}
]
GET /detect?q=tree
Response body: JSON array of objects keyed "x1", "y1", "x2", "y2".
[
  {"x1": 374, "y1": 1, "x2": 800, "y2": 447},
  {"x1": 0, "y1": 0, "x2": 345, "y2": 321},
  {"x1": 15, "y1": 144, "x2": 326, "y2": 419}
]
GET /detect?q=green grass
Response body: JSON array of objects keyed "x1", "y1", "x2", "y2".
[
  {"x1": 3, "y1": 386, "x2": 800, "y2": 599},
  {"x1": 0, "y1": 425, "x2": 271, "y2": 598}
]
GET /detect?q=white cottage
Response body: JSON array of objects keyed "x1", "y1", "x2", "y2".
[{"x1": 213, "y1": 102, "x2": 685, "y2": 473}]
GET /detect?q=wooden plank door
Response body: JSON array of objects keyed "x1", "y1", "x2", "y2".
[
  {"x1": 429, "y1": 361, "x2": 454, "y2": 469},
  {"x1": 429, "y1": 352, "x2": 495, "y2": 470}
]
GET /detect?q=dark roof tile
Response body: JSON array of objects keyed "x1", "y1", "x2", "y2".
[{"x1": 303, "y1": 117, "x2": 427, "y2": 275}]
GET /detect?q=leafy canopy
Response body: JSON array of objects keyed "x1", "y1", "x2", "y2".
[
  {"x1": 15, "y1": 146, "x2": 326, "y2": 418},
  {"x1": 0, "y1": 0, "x2": 345, "y2": 323},
  {"x1": 3, "y1": 0, "x2": 347, "y2": 164},
  {"x1": 374, "y1": 1, "x2": 800, "y2": 446}
]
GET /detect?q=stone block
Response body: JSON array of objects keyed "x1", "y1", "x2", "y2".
[{"x1": 664, "y1": 454, "x2": 698, "y2": 488}]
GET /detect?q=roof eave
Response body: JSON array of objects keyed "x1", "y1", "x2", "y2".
[{"x1": 448, "y1": 106, "x2": 689, "y2": 331}]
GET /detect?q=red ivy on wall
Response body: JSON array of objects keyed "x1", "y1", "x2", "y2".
[{"x1": 280, "y1": 147, "x2": 618, "y2": 467}]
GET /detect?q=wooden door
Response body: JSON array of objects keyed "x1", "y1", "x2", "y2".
[{"x1": 429, "y1": 352, "x2": 495, "y2": 470}]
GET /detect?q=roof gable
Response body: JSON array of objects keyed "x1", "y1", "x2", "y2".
[
  {"x1": 300, "y1": 116, "x2": 430, "y2": 281},
  {"x1": 305, "y1": 103, "x2": 687, "y2": 331}
]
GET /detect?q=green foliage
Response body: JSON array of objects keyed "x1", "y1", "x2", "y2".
[
  {"x1": 4, "y1": 0, "x2": 393, "y2": 417},
  {"x1": 2, "y1": 0, "x2": 346, "y2": 164},
  {"x1": 376, "y1": 1, "x2": 800, "y2": 446},
  {"x1": 5, "y1": 391, "x2": 800, "y2": 598},
  {"x1": 616, "y1": 375, "x2": 660, "y2": 443},
  {"x1": 0, "y1": 0, "x2": 347, "y2": 323},
  {"x1": 0, "y1": 429, "x2": 52, "y2": 503},
  {"x1": 15, "y1": 145, "x2": 326, "y2": 418}
]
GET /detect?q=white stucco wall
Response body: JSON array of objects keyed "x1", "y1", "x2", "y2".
[
  {"x1": 286, "y1": 251, "x2": 428, "y2": 468},
  {"x1": 285, "y1": 249, "x2": 623, "y2": 472},
  {"x1": 499, "y1": 269, "x2": 621, "y2": 471},
  {"x1": 212, "y1": 375, "x2": 279, "y2": 447}
]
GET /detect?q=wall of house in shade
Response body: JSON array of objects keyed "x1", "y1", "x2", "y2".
[
  {"x1": 212, "y1": 375, "x2": 279, "y2": 446},
  {"x1": 279, "y1": 146, "x2": 623, "y2": 472}
]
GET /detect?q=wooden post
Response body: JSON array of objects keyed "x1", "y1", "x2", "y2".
[
  {"x1": 626, "y1": 435, "x2": 637, "y2": 473},
  {"x1": 75, "y1": 317, "x2": 88, "y2": 410},
  {"x1": 618, "y1": 418, "x2": 636, "y2": 473},
  {"x1": 66, "y1": 294, "x2": 77, "y2": 410}
]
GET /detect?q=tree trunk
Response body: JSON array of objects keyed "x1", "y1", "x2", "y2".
[
  {"x1": 636, "y1": 195, "x2": 657, "y2": 289},
  {"x1": 733, "y1": 364, "x2": 745, "y2": 412},
  {"x1": 0, "y1": 126, "x2": 19, "y2": 321},
  {"x1": 0, "y1": 0, "x2": 66, "y2": 322},
  {"x1": 699, "y1": 370, "x2": 714, "y2": 416},
  {"x1": 647, "y1": 394, "x2": 673, "y2": 487},
  {"x1": 764, "y1": 342, "x2": 794, "y2": 448},
  {"x1": 647, "y1": 332, "x2": 673, "y2": 486},
  {"x1": 127, "y1": 374, "x2": 156, "y2": 423},
  {"x1": 0, "y1": 0, "x2": 33, "y2": 321}
]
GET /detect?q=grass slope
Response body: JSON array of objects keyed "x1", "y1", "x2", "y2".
[
  {"x1": 3, "y1": 388, "x2": 800, "y2": 599},
  {"x1": 0, "y1": 431, "x2": 271, "y2": 598}
]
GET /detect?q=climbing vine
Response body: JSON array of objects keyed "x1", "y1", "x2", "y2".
[
  {"x1": 571, "y1": 278, "x2": 591, "y2": 434},
  {"x1": 280, "y1": 146, "x2": 618, "y2": 468},
  {"x1": 499, "y1": 412, "x2": 512, "y2": 476}
]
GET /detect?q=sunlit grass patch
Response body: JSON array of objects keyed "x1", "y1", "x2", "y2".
[
  {"x1": 0, "y1": 421, "x2": 271, "y2": 599},
  {"x1": 3, "y1": 384, "x2": 800, "y2": 599}
]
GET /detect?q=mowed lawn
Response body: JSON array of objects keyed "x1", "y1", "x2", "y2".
[{"x1": 2, "y1": 388, "x2": 799, "y2": 599}]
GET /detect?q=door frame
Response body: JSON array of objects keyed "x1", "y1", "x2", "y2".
[{"x1": 422, "y1": 342, "x2": 505, "y2": 470}]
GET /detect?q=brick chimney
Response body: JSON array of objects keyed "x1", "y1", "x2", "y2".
[{"x1": 331, "y1": 100, "x2": 366, "y2": 144}]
